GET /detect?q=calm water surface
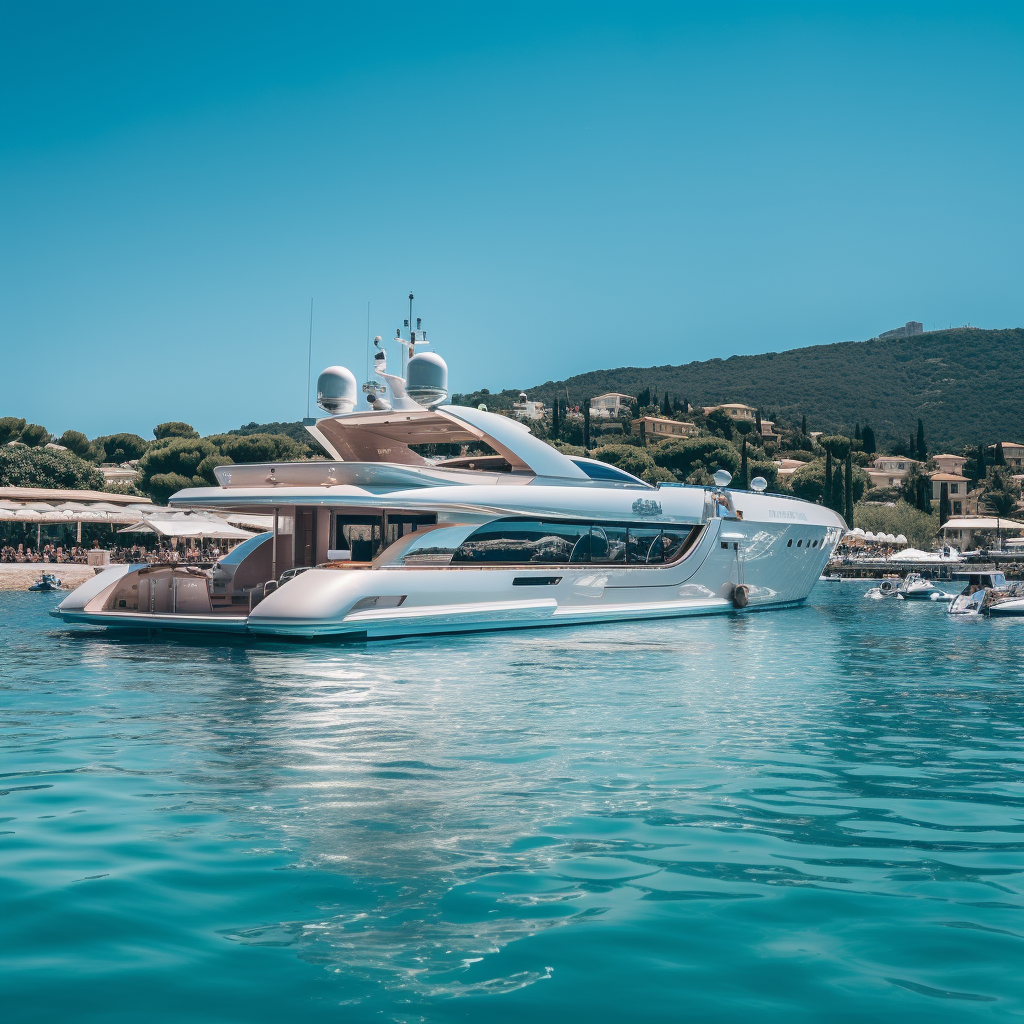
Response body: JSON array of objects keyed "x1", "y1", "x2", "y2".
[{"x1": 2, "y1": 586, "x2": 1022, "y2": 1023}]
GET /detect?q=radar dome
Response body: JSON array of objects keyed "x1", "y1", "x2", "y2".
[
  {"x1": 317, "y1": 365, "x2": 357, "y2": 414},
  {"x1": 405, "y1": 350, "x2": 448, "y2": 408}
]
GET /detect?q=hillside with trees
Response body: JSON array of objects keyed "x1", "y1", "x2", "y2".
[{"x1": 454, "y1": 327, "x2": 1023, "y2": 453}]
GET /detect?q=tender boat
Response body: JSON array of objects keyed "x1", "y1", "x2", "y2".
[
  {"x1": 55, "y1": 321, "x2": 846, "y2": 640},
  {"x1": 29, "y1": 572, "x2": 63, "y2": 592}
]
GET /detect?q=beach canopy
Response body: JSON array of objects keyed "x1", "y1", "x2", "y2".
[
  {"x1": 939, "y1": 517, "x2": 1024, "y2": 533},
  {"x1": 119, "y1": 512, "x2": 255, "y2": 540}
]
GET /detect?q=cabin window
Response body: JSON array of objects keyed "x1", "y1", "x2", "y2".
[{"x1": 450, "y1": 519, "x2": 700, "y2": 566}]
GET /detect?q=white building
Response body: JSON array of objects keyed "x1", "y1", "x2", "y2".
[
  {"x1": 589, "y1": 393, "x2": 635, "y2": 419},
  {"x1": 632, "y1": 417, "x2": 697, "y2": 442},
  {"x1": 511, "y1": 393, "x2": 546, "y2": 421},
  {"x1": 865, "y1": 456, "x2": 921, "y2": 490},
  {"x1": 932, "y1": 453, "x2": 967, "y2": 476},
  {"x1": 929, "y1": 472, "x2": 969, "y2": 516},
  {"x1": 989, "y1": 441, "x2": 1024, "y2": 470},
  {"x1": 702, "y1": 403, "x2": 756, "y2": 423},
  {"x1": 939, "y1": 516, "x2": 1024, "y2": 551}
]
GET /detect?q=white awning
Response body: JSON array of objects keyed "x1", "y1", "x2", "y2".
[
  {"x1": 119, "y1": 513, "x2": 255, "y2": 539},
  {"x1": 939, "y1": 517, "x2": 1024, "y2": 533}
]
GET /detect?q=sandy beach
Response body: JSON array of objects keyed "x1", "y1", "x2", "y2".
[{"x1": 0, "y1": 563, "x2": 99, "y2": 592}]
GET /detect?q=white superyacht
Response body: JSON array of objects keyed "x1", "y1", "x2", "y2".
[{"x1": 57, "y1": 322, "x2": 846, "y2": 639}]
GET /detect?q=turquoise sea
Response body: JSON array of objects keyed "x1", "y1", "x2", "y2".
[{"x1": 2, "y1": 585, "x2": 1021, "y2": 1023}]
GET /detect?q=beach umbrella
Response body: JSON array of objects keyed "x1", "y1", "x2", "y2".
[
  {"x1": 851, "y1": 527, "x2": 865, "y2": 536},
  {"x1": 863, "y1": 531, "x2": 876, "y2": 542},
  {"x1": 895, "y1": 534, "x2": 908, "y2": 546}
]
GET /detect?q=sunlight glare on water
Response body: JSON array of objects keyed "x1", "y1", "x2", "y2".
[{"x1": 1, "y1": 586, "x2": 1021, "y2": 1022}]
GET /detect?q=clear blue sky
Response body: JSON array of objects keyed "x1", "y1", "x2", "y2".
[{"x1": 1, "y1": 0, "x2": 1021, "y2": 439}]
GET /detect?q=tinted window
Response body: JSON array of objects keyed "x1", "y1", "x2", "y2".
[
  {"x1": 452, "y1": 521, "x2": 590, "y2": 564},
  {"x1": 570, "y1": 459, "x2": 646, "y2": 484},
  {"x1": 452, "y1": 520, "x2": 700, "y2": 566}
]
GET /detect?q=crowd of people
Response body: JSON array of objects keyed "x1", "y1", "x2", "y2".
[{"x1": 0, "y1": 542, "x2": 227, "y2": 564}]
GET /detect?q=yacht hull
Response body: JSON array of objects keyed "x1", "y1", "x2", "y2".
[{"x1": 54, "y1": 516, "x2": 839, "y2": 639}]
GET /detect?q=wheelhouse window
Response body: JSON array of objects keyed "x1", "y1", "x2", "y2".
[{"x1": 450, "y1": 519, "x2": 701, "y2": 565}]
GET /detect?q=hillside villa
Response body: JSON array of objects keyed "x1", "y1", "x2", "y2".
[
  {"x1": 589, "y1": 393, "x2": 634, "y2": 419},
  {"x1": 512, "y1": 392, "x2": 546, "y2": 421},
  {"x1": 865, "y1": 456, "x2": 921, "y2": 490},
  {"x1": 932, "y1": 453, "x2": 967, "y2": 476},
  {"x1": 702, "y1": 403, "x2": 756, "y2": 423},
  {"x1": 989, "y1": 441, "x2": 1024, "y2": 470},
  {"x1": 929, "y1": 473, "x2": 969, "y2": 515},
  {"x1": 632, "y1": 416, "x2": 698, "y2": 442},
  {"x1": 774, "y1": 458, "x2": 806, "y2": 481}
]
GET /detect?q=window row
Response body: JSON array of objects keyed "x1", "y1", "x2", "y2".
[{"x1": 451, "y1": 519, "x2": 702, "y2": 565}]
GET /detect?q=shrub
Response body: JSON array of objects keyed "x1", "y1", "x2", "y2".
[
  {"x1": 19, "y1": 423, "x2": 50, "y2": 447},
  {"x1": 146, "y1": 472, "x2": 197, "y2": 505},
  {"x1": 154, "y1": 421, "x2": 199, "y2": 440},
  {"x1": 0, "y1": 417, "x2": 26, "y2": 445},
  {"x1": 853, "y1": 501, "x2": 938, "y2": 549},
  {"x1": 591, "y1": 444, "x2": 656, "y2": 478},
  {"x1": 197, "y1": 454, "x2": 234, "y2": 483},
  {"x1": 95, "y1": 432, "x2": 150, "y2": 463},
  {"x1": 641, "y1": 465, "x2": 676, "y2": 484},
  {"x1": 0, "y1": 446, "x2": 104, "y2": 490},
  {"x1": 56, "y1": 430, "x2": 93, "y2": 458},
  {"x1": 139, "y1": 437, "x2": 217, "y2": 494},
  {"x1": 213, "y1": 432, "x2": 308, "y2": 463},
  {"x1": 650, "y1": 437, "x2": 740, "y2": 478}
]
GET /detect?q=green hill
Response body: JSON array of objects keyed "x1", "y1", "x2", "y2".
[{"x1": 459, "y1": 327, "x2": 1023, "y2": 452}]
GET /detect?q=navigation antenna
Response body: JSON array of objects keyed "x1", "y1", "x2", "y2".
[{"x1": 305, "y1": 297, "x2": 313, "y2": 419}]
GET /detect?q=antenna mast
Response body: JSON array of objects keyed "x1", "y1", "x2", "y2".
[{"x1": 306, "y1": 297, "x2": 313, "y2": 419}]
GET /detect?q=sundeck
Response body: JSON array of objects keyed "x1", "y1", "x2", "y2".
[{"x1": 56, "y1": 321, "x2": 847, "y2": 639}]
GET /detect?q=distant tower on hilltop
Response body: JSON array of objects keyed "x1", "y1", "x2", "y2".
[{"x1": 879, "y1": 321, "x2": 924, "y2": 340}]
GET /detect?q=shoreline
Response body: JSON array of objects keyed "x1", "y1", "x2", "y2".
[{"x1": 0, "y1": 563, "x2": 99, "y2": 592}]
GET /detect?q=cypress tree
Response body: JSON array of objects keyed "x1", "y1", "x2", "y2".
[
  {"x1": 824, "y1": 447, "x2": 832, "y2": 506},
  {"x1": 977, "y1": 442, "x2": 986, "y2": 479},
  {"x1": 832, "y1": 464, "x2": 844, "y2": 516},
  {"x1": 551, "y1": 396, "x2": 560, "y2": 438},
  {"x1": 862, "y1": 425, "x2": 876, "y2": 454},
  {"x1": 845, "y1": 452, "x2": 854, "y2": 525},
  {"x1": 854, "y1": 423, "x2": 861, "y2": 441},
  {"x1": 993, "y1": 442, "x2": 1005, "y2": 466},
  {"x1": 755, "y1": 410, "x2": 763, "y2": 435},
  {"x1": 801, "y1": 414, "x2": 807, "y2": 435},
  {"x1": 939, "y1": 482, "x2": 950, "y2": 525},
  {"x1": 662, "y1": 392, "x2": 672, "y2": 417},
  {"x1": 583, "y1": 402, "x2": 590, "y2": 451},
  {"x1": 740, "y1": 437, "x2": 748, "y2": 489},
  {"x1": 916, "y1": 419, "x2": 926, "y2": 461}
]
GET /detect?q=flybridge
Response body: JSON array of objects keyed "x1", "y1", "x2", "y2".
[{"x1": 305, "y1": 302, "x2": 589, "y2": 480}]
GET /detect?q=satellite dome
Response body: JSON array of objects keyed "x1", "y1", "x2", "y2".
[
  {"x1": 406, "y1": 351, "x2": 449, "y2": 408},
  {"x1": 317, "y1": 365, "x2": 357, "y2": 414}
]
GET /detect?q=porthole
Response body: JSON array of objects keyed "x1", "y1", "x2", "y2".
[
  {"x1": 797, "y1": 539, "x2": 803, "y2": 547},
  {"x1": 787, "y1": 539, "x2": 793, "y2": 547}
]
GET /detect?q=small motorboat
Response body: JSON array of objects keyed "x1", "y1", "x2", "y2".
[
  {"x1": 29, "y1": 572, "x2": 64, "y2": 592},
  {"x1": 947, "y1": 572, "x2": 1007, "y2": 616},
  {"x1": 819, "y1": 573, "x2": 843, "y2": 582},
  {"x1": 864, "y1": 578, "x2": 901, "y2": 599},
  {"x1": 982, "y1": 582, "x2": 1024, "y2": 618},
  {"x1": 896, "y1": 573, "x2": 942, "y2": 601}
]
